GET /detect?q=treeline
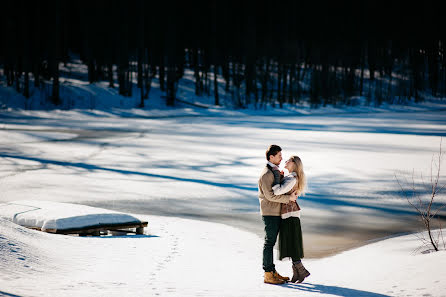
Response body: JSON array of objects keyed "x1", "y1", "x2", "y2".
[{"x1": 1, "y1": 0, "x2": 445, "y2": 108}]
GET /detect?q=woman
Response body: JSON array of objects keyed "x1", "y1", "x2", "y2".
[{"x1": 271, "y1": 155, "x2": 310, "y2": 283}]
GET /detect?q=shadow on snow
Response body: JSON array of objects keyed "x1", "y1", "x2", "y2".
[
  {"x1": 281, "y1": 282, "x2": 391, "y2": 297},
  {"x1": 0, "y1": 153, "x2": 257, "y2": 192}
]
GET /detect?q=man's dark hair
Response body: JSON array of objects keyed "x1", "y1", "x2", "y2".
[{"x1": 266, "y1": 144, "x2": 282, "y2": 161}]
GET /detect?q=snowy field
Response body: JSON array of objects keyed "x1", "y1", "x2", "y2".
[
  {"x1": 1, "y1": 97, "x2": 446, "y2": 295},
  {"x1": 1, "y1": 214, "x2": 446, "y2": 297}
]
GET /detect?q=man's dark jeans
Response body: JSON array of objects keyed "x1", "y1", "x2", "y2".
[{"x1": 262, "y1": 215, "x2": 281, "y2": 272}]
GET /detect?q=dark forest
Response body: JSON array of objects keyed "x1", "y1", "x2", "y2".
[{"x1": 1, "y1": 0, "x2": 445, "y2": 108}]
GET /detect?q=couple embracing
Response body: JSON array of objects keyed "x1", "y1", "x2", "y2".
[{"x1": 258, "y1": 144, "x2": 310, "y2": 284}]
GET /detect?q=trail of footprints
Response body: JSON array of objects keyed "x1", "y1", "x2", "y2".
[{"x1": 147, "y1": 221, "x2": 180, "y2": 295}]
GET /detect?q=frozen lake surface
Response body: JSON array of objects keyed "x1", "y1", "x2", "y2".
[{"x1": 1, "y1": 108, "x2": 445, "y2": 257}]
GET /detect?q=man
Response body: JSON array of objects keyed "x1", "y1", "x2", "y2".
[{"x1": 258, "y1": 144, "x2": 298, "y2": 284}]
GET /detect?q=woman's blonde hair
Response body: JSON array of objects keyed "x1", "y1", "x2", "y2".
[{"x1": 289, "y1": 155, "x2": 306, "y2": 196}]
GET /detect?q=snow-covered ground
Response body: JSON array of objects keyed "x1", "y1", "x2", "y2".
[
  {"x1": 1, "y1": 213, "x2": 445, "y2": 297},
  {"x1": 1, "y1": 74, "x2": 446, "y2": 295}
]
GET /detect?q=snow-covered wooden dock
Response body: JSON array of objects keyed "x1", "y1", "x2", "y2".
[{"x1": 0, "y1": 200, "x2": 148, "y2": 236}]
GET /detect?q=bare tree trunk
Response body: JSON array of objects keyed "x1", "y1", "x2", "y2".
[
  {"x1": 166, "y1": 65, "x2": 176, "y2": 106},
  {"x1": 277, "y1": 63, "x2": 283, "y2": 108},
  {"x1": 137, "y1": 0, "x2": 145, "y2": 108},
  {"x1": 214, "y1": 64, "x2": 219, "y2": 105},
  {"x1": 15, "y1": 71, "x2": 21, "y2": 93},
  {"x1": 137, "y1": 48, "x2": 143, "y2": 89},
  {"x1": 108, "y1": 64, "x2": 114, "y2": 88},
  {"x1": 33, "y1": 62, "x2": 40, "y2": 87},
  {"x1": 51, "y1": 62, "x2": 60, "y2": 105},
  {"x1": 24, "y1": 71, "x2": 30, "y2": 98},
  {"x1": 193, "y1": 48, "x2": 201, "y2": 95},
  {"x1": 282, "y1": 64, "x2": 288, "y2": 107},
  {"x1": 159, "y1": 58, "x2": 165, "y2": 92},
  {"x1": 288, "y1": 63, "x2": 295, "y2": 104},
  {"x1": 139, "y1": 59, "x2": 145, "y2": 108},
  {"x1": 360, "y1": 44, "x2": 365, "y2": 96},
  {"x1": 222, "y1": 60, "x2": 230, "y2": 92},
  {"x1": 296, "y1": 62, "x2": 301, "y2": 101},
  {"x1": 426, "y1": 221, "x2": 439, "y2": 251}
]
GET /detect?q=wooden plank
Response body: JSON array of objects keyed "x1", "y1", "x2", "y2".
[
  {"x1": 60, "y1": 222, "x2": 147, "y2": 234},
  {"x1": 27, "y1": 221, "x2": 148, "y2": 236}
]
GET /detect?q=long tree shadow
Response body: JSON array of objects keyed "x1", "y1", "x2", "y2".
[
  {"x1": 281, "y1": 282, "x2": 391, "y2": 297},
  {"x1": 0, "y1": 290, "x2": 23, "y2": 297},
  {"x1": 3, "y1": 109, "x2": 446, "y2": 139},
  {"x1": 303, "y1": 193, "x2": 416, "y2": 216},
  {"x1": 202, "y1": 113, "x2": 446, "y2": 137},
  {"x1": 0, "y1": 153, "x2": 257, "y2": 192},
  {"x1": 4, "y1": 153, "x2": 442, "y2": 219},
  {"x1": 303, "y1": 193, "x2": 446, "y2": 220}
]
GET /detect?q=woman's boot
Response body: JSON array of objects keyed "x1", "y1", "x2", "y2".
[
  {"x1": 291, "y1": 262, "x2": 300, "y2": 283},
  {"x1": 293, "y1": 261, "x2": 310, "y2": 283}
]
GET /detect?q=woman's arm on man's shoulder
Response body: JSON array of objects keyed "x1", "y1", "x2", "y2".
[{"x1": 272, "y1": 176, "x2": 297, "y2": 195}]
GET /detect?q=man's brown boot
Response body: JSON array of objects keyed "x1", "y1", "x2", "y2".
[
  {"x1": 264, "y1": 271, "x2": 285, "y2": 284},
  {"x1": 273, "y1": 270, "x2": 290, "y2": 282}
]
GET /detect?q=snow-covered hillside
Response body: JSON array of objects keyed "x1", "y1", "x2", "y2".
[{"x1": 2, "y1": 60, "x2": 446, "y2": 116}]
